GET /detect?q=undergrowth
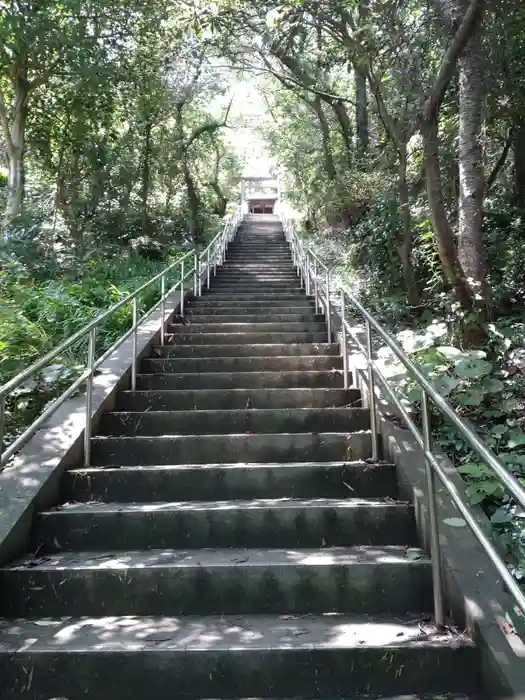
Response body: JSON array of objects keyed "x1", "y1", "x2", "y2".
[
  {"x1": 303, "y1": 201, "x2": 525, "y2": 587},
  {"x1": 0, "y1": 248, "x2": 184, "y2": 454}
]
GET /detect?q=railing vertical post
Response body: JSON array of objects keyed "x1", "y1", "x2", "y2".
[
  {"x1": 207, "y1": 249, "x2": 211, "y2": 289},
  {"x1": 305, "y1": 252, "x2": 311, "y2": 296},
  {"x1": 0, "y1": 394, "x2": 5, "y2": 461},
  {"x1": 314, "y1": 258, "x2": 319, "y2": 312},
  {"x1": 198, "y1": 255, "x2": 202, "y2": 297},
  {"x1": 193, "y1": 252, "x2": 198, "y2": 297},
  {"x1": 131, "y1": 297, "x2": 138, "y2": 391},
  {"x1": 84, "y1": 326, "x2": 96, "y2": 467},
  {"x1": 421, "y1": 390, "x2": 446, "y2": 628},
  {"x1": 160, "y1": 273, "x2": 166, "y2": 347},
  {"x1": 365, "y1": 319, "x2": 379, "y2": 461},
  {"x1": 340, "y1": 289, "x2": 350, "y2": 389},
  {"x1": 180, "y1": 259, "x2": 185, "y2": 316},
  {"x1": 325, "y1": 269, "x2": 332, "y2": 343}
]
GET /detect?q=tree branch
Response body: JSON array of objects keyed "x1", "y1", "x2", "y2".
[
  {"x1": 422, "y1": 0, "x2": 484, "y2": 123},
  {"x1": 0, "y1": 89, "x2": 13, "y2": 155}
]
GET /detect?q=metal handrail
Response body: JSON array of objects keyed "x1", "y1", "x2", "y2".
[
  {"x1": 0, "y1": 206, "x2": 243, "y2": 468},
  {"x1": 281, "y1": 211, "x2": 525, "y2": 625}
]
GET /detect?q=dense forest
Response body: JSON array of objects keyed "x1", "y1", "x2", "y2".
[{"x1": 3, "y1": 1, "x2": 525, "y2": 578}]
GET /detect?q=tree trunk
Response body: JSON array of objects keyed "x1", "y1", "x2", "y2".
[
  {"x1": 422, "y1": 116, "x2": 473, "y2": 309},
  {"x1": 1, "y1": 73, "x2": 29, "y2": 233},
  {"x1": 513, "y1": 114, "x2": 525, "y2": 207},
  {"x1": 330, "y1": 99, "x2": 353, "y2": 165},
  {"x1": 355, "y1": 0, "x2": 370, "y2": 159},
  {"x1": 311, "y1": 97, "x2": 337, "y2": 180},
  {"x1": 457, "y1": 18, "x2": 486, "y2": 294},
  {"x1": 141, "y1": 117, "x2": 152, "y2": 233},
  {"x1": 397, "y1": 149, "x2": 418, "y2": 305}
]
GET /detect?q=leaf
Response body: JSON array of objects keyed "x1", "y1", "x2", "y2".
[
  {"x1": 507, "y1": 429, "x2": 525, "y2": 449},
  {"x1": 454, "y1": 358, "x2": 493, "y2": 379},
  {"x1": 443, "y1": 517, "x2": 467, "y2": 527},
  {"x1": 455, "y1": 387, "x2": 484, "y2": 406},
  {"x1": 480, "y1": 377, "x2": 505, "y2": 394},
  {"x1": 436, "y1": 345, "x2": 463, "y2": 360},
  {"x1": 432, "y1": 374, "x2": 459, "y2": 396},
  {"x1": 458, "y1": 462, "x2": 489, "y2": 478}
]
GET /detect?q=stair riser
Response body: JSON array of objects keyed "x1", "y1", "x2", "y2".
[
  {"x1": 36, "y1": 503, "x2": 416, "y2": 551},
  {"x1": 100, "y1": 408, "x2": 369, "y2": 436},
  {"x1": 167, "y1": 323, "x2": 326, "y2": 334},
  {"x1": 135, "y1": 371, "x2": 343, "y2": 390},
  {"x1": 186, "y1": 303, "x2": 315, "y2": 312},
  {"x1": 142, "y1": 355, "x2": 341, "y2": 373},
  {"x1": 198, "y1": 294, "x2": 313, "y2": 301},
  {"x1": 0, "y1": 561, "x2": 433, "y2": 617},
  {"x1": 89, "y1": 432, "x2": 373, "y2": 466},
  {"x1": 166, "y1": 333, "x2": 328, "y2": 345},
  {"x1": 180, "y1": 314, "x2": 323, "y2": 323},
  {"x1": 0, "y1": 648, "x2": 480, "y2": 699},
  {"x1": 150, "y1": 343, "x2": 338, "y2": 358},
  {"x1": 115, "y1": 388, "x2": 361, "y2": 411},
  {"x1": 62, "y1": 462, "x2": 398, "y2": 503}
]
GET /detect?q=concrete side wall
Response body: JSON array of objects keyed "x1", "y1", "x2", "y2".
[{"x1": 0, "y1": 290, "x2": 185, "y2": 566}]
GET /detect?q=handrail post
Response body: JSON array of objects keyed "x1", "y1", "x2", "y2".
[
  {"x1": 160, "y1": 273, "x2": 166, "y2": 346},
  {"x1": 325, "y1": 269, "x2": 332, "y2": 343},
  {"x1": 193, "y1": 252, "x2": 198, "y2": 297},
  {"x1": 305, "y1": 252, "x2": 311, "y2": 296},
  {"x1": 131, "y1": 297, "x2": 138, "y2": 391},
  {"x1": 365, "y1": 319, "x2": 379, "y2": 461},
  {"x1": 313, "y1": 258, "x2": 319, "y2": 312},
  {"x1": 340, "y1": 289, "x2": 350, "y2": 389},
  {"x1": 198, "y1": 255, "x2": 202, "y2": 296},
  {"x1": 0, "y1": 394, "x2": 5, "y2": 460},
  {"x1": 207, "y1": 248, "x2": 211, "y2": 289},
  {"x1": 84, "y1": 327, "x2": 96, "y2": 467},
  {"x1": 180, "y1": 259, "x2": 185, "y2": 316},
  {"x1": 422, "y1": 390, "x2": 446, "y2": 628}
]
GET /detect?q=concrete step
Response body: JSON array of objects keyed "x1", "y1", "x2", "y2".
[
  {"x1": 116, "y1": 388, "x2": 361, "y2": 411},
  {"x1": 89, "y1": 431, "x2": 372, "y2": 466},
  {"x1": 62, "y1": 461, "x2": 399, "y2": 503},
  {"x1": 36, "y1": 497, "x2": 416, "y2": 551},
  {"x1": 0, "y1": 546, "x2": 432, "y2": 618},
  {"x1": 100, "y1": 407, "x2": 369, "y2": 436},
  {"x1": 208, "y1": 286, "x2": 304, "y2": 293},
  {"x1": 142, "y1": 354, "x2": 341, "y2": 373},
  {"x1": 135, "y1": 370, "x2": 343, "y2": 390},
  {"x1": 198, "y1": 293, "x2": 314, "y2": 301},
  {"x1": 167, "y1": 322, "x2": 326, "y2": 334},
  {"x1": 150, "y1": 342, "x2": 338, "y2": 358},
  {"x1": 165, "y1": 332, "x2": 328, "y2": 345},
  {"x1": 187, "y1": 302, "x2": 315, "y2": 312},
  {"x1": 0, "y1": 613, "x2": 480, "y2": 699},
  {"x1": 180, "y1": 313, "x2": 323, "y2": 323}
]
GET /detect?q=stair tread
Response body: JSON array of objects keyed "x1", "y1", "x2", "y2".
[
  {"x1": 0, "y1": 612, "x2": 472, "y2": 652},
  {"x1": 68, "y1": 459, "x2": 391, "y2": 472},
  {"x1": 41, "y1": 496, "x2": 407, "y2": 515},
  {"x1": 5, "y1": 545, "x2": 429, "y2": 571}
]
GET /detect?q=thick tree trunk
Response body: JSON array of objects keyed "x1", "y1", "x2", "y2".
[
  {"x1": 513, "y1": 115, "x2": 525, "y2": 207},
  {"x1": 1, "y1": 74, "x2": 29, "y2": 233},
  {"x1": 457, "y1": 20, "x2": 486, "y2": 293}
]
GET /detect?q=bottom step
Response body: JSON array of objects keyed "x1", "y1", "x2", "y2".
[{"x1": 0, "y1": 613, "x2": 480, "y2": 698}]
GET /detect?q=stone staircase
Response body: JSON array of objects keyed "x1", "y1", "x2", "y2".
[{"x1": 0, "y1": 215, "x2": 482, "y2": 698}]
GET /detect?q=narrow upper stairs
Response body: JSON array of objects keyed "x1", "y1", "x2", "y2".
[{"x1": 0, "y1": 214, "x2": 482, "y2": 699}]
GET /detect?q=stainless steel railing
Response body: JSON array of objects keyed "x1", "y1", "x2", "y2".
[
  {"x1": 281, "y1": 211, "x2": 525, "y2": 625},
  {"x1": 0, "y1": 206, "x2": 243, "y2": 469}
]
